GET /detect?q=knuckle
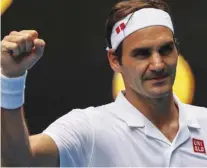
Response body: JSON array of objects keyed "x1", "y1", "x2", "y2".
[
  {"x1": 10, "y1": 31, "x2": 18, "y2": 35},
  {"x1": 7, "y1": 43, "x2": 19, "y2": 50},
  {"x1": 17, "y1": 36, "x2": 26, "y2": 44},
  {"x1": 31, "y1": 30, "x2": 38, "y2": 34},
  {"x1": 3, "y1": 35, "x2": 10, "y2": 40},
  {"x1": 25, "y1": 33, "x2": 33, "y2": 40},
  {"x1": 30, "y1": 30, "x2": 38, "y2": 36},
  {"x1": 1, "y1": 40, "x2": 6, "y2": 45},
  {"x1": 11, "y1": 43, "x2": 19, "y2": 50},
  {"x1": 1, "y1": 41, "x2": 7, "y2": 50}
]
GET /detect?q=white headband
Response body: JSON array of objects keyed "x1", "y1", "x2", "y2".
[{"x1": 110, "y1": 8, "x2": 174, "y2": 50}]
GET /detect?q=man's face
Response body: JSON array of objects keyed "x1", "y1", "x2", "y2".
[{"x1": 120, "y1": 26, "x2": 178, "y2": 98}]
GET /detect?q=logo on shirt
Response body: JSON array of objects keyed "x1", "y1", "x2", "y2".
[{"x1": 192, "y1": 138, "x2": 206, "y2": 154}]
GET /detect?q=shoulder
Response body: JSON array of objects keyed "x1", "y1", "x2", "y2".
[
  {"x1": 42, "y1": 105, "x2": 114, "y2": 167},
  {"x1": 45, "y1": 102, "x2": 115, "y2": 130},
  {"x1": 183, "y1": 103, "x2": 207, "y2": 118},
  {"x1": 66, "y1": 102, "x2": 116, "y2": 125},
  {"x1": 182, "y1": 104, "x2": 207, "y2": 129},
  {"x1": 63, "y1": 102, "x2": 114, "y2": 118}
]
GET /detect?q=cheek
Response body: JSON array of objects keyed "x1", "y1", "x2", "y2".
[
  {"x1": 122, "y1": 62, "x2": 147, "y2": 85},
  {"x1": 167, "y1": 53, "x2": 178, "y2": 65},
  {"x1": 134, "y1": 62, "x2": 147, "y2": 77},
  {"x1": 163, "y1": 54, "x2": 178, "y2": 71}
]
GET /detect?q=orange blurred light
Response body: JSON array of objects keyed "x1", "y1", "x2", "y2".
[{"x1": 1, "y1": 0, "x2": 13, "y2": 15}]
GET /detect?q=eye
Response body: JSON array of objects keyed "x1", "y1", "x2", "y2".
[
  {"x1": 131, "y1": 48, "x2": 151, "y2": 58},
  {"x1": 159, "y1": 43, "x2": 174, "y2": 56}
]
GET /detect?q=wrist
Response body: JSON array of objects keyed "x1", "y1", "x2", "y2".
[
  {"x1": 1, "y1": 69, "x2": 27, "y2": 78},
  {"x1": 1, "y1": 70, "x2": 28, "y2": 109}
]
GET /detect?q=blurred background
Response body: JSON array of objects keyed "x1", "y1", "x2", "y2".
[{"x1": 2, "y1": 0, "x2": 207, "y2": 134}]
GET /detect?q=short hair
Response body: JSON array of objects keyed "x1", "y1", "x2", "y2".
[{"x1": 105, "y1": 0, "x2": 172, "y2": 64}]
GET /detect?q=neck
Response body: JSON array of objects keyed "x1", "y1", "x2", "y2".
[{"x1": 124, "y1": 89, "x2": 179, "y2": 129}]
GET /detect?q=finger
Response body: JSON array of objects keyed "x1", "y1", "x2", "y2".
[
  {"x1": 4, "y1": 35, "x2": 26, "y2": 54},
  {"x1": 9, "y1": 30, "x2": 38, "y2": 52},
  {"x1": 9, "y1": 31, "x2": 34, "y2": 52},
  {"x1": 33, "y1": 38, "x2": 45, "y2": 57},
  {"x1": 9, "y1": 31, "x2": 20, "y2": 36},
  {"x1": 10, "y1": 30, "x2": 37, "y2": 40},
  {"x1": 1, "y1": 40, "x2": 21, "y2": 57},
  {"x1": 20, "y1": 30, "x2": 38, "y2": 39}
]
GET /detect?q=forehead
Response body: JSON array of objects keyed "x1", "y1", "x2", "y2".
[{"x1": 123, "y1": 26, "x2": 174, "y2": 49}]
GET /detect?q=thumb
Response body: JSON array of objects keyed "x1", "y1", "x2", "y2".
[
  {"x1": 24, "y1": 39, "x2": 46, "y2": 69},
  {"x1": 33, "y1": 38, "x2": 45, "y2": 57}
]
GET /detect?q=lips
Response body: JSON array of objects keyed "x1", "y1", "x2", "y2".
[
  {"x1": 151, "y1": 75, "x2": 168, "y2": 80},
  {"x1": 146, "y1": 74, "x2": 169, "y2": 81}
]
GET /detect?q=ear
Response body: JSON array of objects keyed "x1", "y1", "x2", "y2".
[{"x1": 107, "y1": 49, "x2": 122, "y2": 73}]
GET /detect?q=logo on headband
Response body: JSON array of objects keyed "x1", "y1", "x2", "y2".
[{"x1": 116, "y1": 22, "x2": 126, "y2": 34}]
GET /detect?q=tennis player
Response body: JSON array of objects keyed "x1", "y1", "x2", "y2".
[{"x1": 1, "y1": 0, "x2": 207, "y2": 166}]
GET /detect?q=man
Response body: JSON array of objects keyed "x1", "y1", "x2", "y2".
[{"x1": 1, "y1": 0, "x2": 207, "y2": 167}]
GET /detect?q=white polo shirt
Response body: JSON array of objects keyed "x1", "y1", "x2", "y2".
[{"x1": 43, "y1": 92, "x2": 207, "y2": 167}]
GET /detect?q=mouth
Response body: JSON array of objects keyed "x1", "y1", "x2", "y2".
[{"x1": 146, "y1": 75, "x2": 169, "y2": 83}]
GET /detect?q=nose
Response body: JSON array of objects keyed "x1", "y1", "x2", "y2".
[{"x1": 149, "y1": 52, "x2": 165, "y2": 72}]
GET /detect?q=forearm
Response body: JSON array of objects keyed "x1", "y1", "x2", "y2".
[
  {"x1": 1, "y1": 30, "x2": 48, "y2": 166},
  {"x1": 1, "y1": 107, "x2": 32, "y2": 166}
]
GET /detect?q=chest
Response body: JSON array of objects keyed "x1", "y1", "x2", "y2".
[{"x1": 89, "y1": 127, "x2": 207, "y2": 167}]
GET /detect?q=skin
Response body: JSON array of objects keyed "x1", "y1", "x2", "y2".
[{"x1": 108, "y1": 26, "x2": 179, "y2": 141}]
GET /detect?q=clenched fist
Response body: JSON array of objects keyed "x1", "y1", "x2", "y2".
[{"x1": 1, "y1": 30, "x2": 45, "y2": 77}]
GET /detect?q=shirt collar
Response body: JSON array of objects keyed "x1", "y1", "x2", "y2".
[
  {"x1": 112, "y1": 91, "x2": 145, "y2": 127},
  {"x1": 111, "y1": 91, "x2": 201, "y2": 129},
  {"x1": 173, "y1": 93, "x2": 201, "y2": 129}
]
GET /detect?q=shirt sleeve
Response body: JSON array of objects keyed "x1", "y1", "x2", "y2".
[{"x1": 42, "y1": 108, "x2": 95, "y2": 167}]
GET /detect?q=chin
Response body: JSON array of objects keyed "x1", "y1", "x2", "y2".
[
  {"x1": 144, "y1": 86, "x2": 172, "y2": 99},
  {"x1": 147, "y1": 91, "x2": 170, "y2": 99}
]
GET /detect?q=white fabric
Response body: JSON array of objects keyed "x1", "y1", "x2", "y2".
[
  {"x1": 43, "y1": 92, "x2": 207, "y2": 167},
  {"x1": 0, "y1": 70, "x2": 27, "y2": 109},
  {"x1": 110, "y1": 8, "x2": 174, "y2": 50}
]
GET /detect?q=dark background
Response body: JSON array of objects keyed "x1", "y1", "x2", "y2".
[{"x1": 2, "y1": 0, "x2": 207, "y2": 134}]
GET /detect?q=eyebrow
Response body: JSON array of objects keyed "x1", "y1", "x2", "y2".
[
  {"x1": 130, "y1": 40, "x2": 174, "y2": 55},
  {"x1": 159, "y1": 41, "x2": 174, "y2": 49}
]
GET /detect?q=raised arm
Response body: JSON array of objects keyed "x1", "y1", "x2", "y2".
[{"x1": 1, "y1": 30, "x2": 59, "y2": 167}]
